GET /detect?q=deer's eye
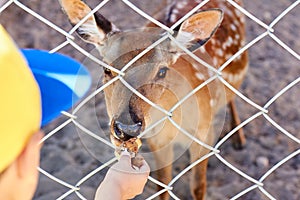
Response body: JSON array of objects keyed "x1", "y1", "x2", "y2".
[{"x1": 156, "y1": 67, "x2": 169, "y2": 79}]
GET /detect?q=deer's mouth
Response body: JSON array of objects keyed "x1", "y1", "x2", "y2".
[
  {"x1": 112, "y1": 121, "x2": 143, "y2": 140},
  {"x1": 110, "y1": 134, "x2": 142, "y2": 154},
  {"x1": 109, "y1": 114, "x2": 144, "y2": 154}
]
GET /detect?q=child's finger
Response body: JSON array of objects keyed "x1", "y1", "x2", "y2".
[
  {"x1": 139, "y1": 160, "x2": 150, "y2": 174},
  {"x1": 117, "y1": 150, "x2": 132, "y2": 166}
]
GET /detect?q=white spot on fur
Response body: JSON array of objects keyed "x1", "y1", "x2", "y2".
[
  {"x1": 222, "y1": 36, "x2": 234, "y2": 50},
  {"x1": 225, "y1": 53, "x2": 232, "y2": 60},
  {"x1": 176, "y1": 1, "x2": 187, "y2": 9},
  {"x1": 228, "y1": 74, "x2": 234, "y2": 82},
  {"x1": 233, "y1": 39, "x2": 239, "y2": 45},
  {"x1": 241, "y1": 40, "x2": 246, "y2": 46},
  {"x1": 222, "y1": 68, "x2": 247, "y2": 84},
  {"x1": 213, "y1": 57, "x2": 219, "y2": 67},
  {"x1": 192, "y1": 63, "x2": 200, "y2": 71},
  {"x1": 227, "y1": 37, "x2": 233, "y2": 46},
  {"x1": 210, "y1": 99, "x2": 216, "y2": 107},
  {"x1": 210, "y1": 39, "x2": 216, "y2": 45},
  {"x1": 234, "y1": 9, "x2": 243, "y2": 18},
  {"x1": 230, "y1": 24, "x2": 237, "y2": 31},
  {"x1": 234, "y1": 20, "x2": 240, "y2": 26},
  {"x1": 213, "y1": 57, "x2": 218, "y2": 67},
  {"x1": 173, "y1": 9, "x2": 179, "y2": 14},
  {"x1": 216, "y1": 49, "x2": 224, "y2": 57},
  {"x1": 170, "y1": 14, "x2": 177, "y2": 23},
  {"x1": 196, "y1": 72, "x2": 205, "y2": 80},
  {"x1": 222, "y1": 43, "x2": 227, "y2": 50},
  {"x1": 240, "y1": 16, "x2": 245, "y2": 23},
  {"x1": 225, "y1": 9, "x2": 234, "y2": 17}
]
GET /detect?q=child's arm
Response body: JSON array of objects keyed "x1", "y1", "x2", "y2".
[{"x1": 95, "y1": 152, "x2": 150, "y2": 200}]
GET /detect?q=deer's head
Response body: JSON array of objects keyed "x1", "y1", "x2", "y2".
[{"x1": 60, "y1": 0, "x2": 223, "y2": 149}]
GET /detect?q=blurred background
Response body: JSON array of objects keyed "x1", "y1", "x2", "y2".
[{"x1": 0, "y1": 0, "x2": 299, "y2": 199}]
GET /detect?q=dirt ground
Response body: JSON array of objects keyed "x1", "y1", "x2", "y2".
[{"x1": 0, "y1": 0, "x2": 299, "y2": 199}]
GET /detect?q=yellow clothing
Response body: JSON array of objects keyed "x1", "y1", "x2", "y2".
[{"x1": 0, "y1": 25, "x2": 41, "y2": 172}]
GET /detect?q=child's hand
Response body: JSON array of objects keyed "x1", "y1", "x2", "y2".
[{"x1": 95, "y1": 151, "x2": 150, "y2": 200}]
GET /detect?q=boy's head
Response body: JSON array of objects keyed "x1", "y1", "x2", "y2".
[{"x1": 0, "y1": 25, "x2": 42, "y2": 199}]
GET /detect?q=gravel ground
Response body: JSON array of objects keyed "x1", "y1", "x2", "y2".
[{"x1": 0, "y1": 0, "x2": 299, "y2": 200}]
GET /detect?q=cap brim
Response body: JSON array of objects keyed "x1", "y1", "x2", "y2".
[{"x1": 21, "y1": 49, "x2": 92, "y2": 126}]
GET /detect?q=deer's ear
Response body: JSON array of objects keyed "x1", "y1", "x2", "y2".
[
  {"x1": 174, "y1": 9, "x2": 223, "y2": 52},
  {"x1": 59, "y1": 0, "x2": 118, "y2": 45}
]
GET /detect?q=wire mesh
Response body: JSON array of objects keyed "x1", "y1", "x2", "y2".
[{"x1": 0, "y1": 0, "x2": 299, "y2": 199}]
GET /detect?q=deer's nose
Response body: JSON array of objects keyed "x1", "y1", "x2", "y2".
[{"x1": 113, "y1": 121, "x2": 142, "y2": 141}]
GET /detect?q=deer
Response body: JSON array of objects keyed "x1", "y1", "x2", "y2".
[{"x1": 59, "y1": 0, "x2": 248, "y2": 199}]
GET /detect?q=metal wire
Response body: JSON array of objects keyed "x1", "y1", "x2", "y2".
[{"x1": 1, "y1": 0, "x2": 299, "y2": 199}]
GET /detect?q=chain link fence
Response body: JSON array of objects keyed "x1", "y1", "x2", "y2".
[{"x1": 0, "y1": 0, "x2": 299, "y2": 199}]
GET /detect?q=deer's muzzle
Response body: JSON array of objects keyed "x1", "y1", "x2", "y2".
[{"x1": 111, "y1": 120, "x2": 143, "y2": 141}]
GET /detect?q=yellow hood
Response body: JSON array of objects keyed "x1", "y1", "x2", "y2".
[{"x1": 0, "y1": 25, "x2": 41, "y2": 172}]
